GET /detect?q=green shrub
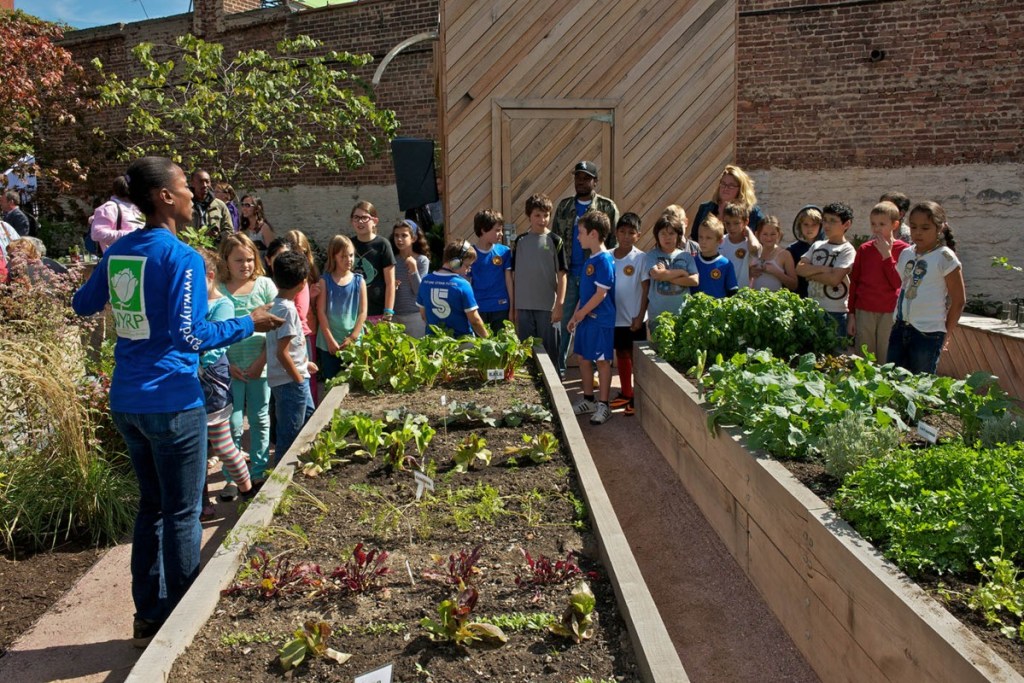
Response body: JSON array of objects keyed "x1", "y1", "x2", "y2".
[
  {"x1": 651, "y1": 289, "x2": 840, "y2": 371},
  {"x1": 979, "y1": 411, "x2": 1024, "y2": 449},
  {"x1": 37, "y1": 219, "x2": 84, "y2": 259},
  {"x1": 813, "y1": 413, "x2": 899, "y2": 480},
  {"x1": 835, "y1": 442, "x2": 1024, "y2": 576}
]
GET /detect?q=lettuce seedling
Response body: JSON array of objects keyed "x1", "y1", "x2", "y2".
[
  {"x1": 420, "y1": 581, "x2": 508, "y2": 649},
  {"x1": 453, "y1": 433, "x2": 492, "y2": 473},
  {"x1": 503, "y1": 432, "x2": 559, "y2": 464},
  {"x1": 549, "y1": 581, "x2": 596, "y2": 643},
  {"x1": 278, "y1": 620, "x2": 351, "y2": 671}
]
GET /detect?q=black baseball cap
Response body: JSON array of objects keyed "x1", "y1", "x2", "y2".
[{"x1": 573, "y1": 161, "x2": 598, "y2": 178}]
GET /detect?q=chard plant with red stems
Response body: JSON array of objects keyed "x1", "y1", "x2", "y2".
[
  {"x1": 221, "y1": 548, "x2": 328, "y2": 599},
  {"x1": 330, "y1": 543, "x2": 392, "y2": 593},
  {"x1": 515, "y1": 549, "x2": 582, "y2": 587},
  {"x1": 423, "y1": 545, "x2": 483, "y2": 586}
]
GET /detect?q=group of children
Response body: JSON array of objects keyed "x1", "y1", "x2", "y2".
[{"x1": 202, "y1": 188, "x2": 963, "y2": 481}]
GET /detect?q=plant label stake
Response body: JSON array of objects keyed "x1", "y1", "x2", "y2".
[
  {"x1": 441, "y1": 393, "x2": 448, "y2": 440},
  {"x1": 916, "y1": 421, "x2": 938, "y2": 444},
  {"x1": 413, "y1": 470, "x2": 435, "y2": 501},
  {"x1": 486, "y1": 368, "x2": 504, "y2": 381},
  {"x1": 354, "y1": 663, "x2": 393, "y2": 683}
]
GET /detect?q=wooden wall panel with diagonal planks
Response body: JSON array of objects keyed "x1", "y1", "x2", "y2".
[{"x1": 439, "y1": 0, "x2": 737, "y2": 245}]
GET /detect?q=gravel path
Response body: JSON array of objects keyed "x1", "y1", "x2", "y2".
[{"x1": 563, "y1": 374, "x2": 819, "y2": 682}]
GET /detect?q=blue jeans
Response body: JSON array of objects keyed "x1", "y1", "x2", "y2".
[
  {"x1": 886, "y1": 321, "x2": 945, "y2": 374},
  {"x1": 230, "y1": 377, "x2": 270, "y2": 479},
  {"x1": 113, "y1": 407, "x2": 207, "y2": 625},
  {"x1": 272, "y1": 379, "x2": 315, "y2": 461},
  {"x1": 557, "y1": 274, "x2": 582, "y2": 373}
]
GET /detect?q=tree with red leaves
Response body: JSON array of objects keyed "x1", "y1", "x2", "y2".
[{"x1": 0, "y1": 10, "x2": 92, "y2": 195}]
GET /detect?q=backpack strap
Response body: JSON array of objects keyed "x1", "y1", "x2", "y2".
[{"x1": 115, "y1": 204, "x2": 123, "y2": 231}]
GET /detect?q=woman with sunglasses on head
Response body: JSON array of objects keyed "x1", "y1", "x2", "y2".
[
  {"x1": 689, "y1": 165, "x2": 766, "y2": 241},
  {"x1": 240, "y1": 194, "x2": 275, "y2": 257}
]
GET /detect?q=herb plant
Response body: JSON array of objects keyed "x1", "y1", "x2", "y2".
[{"x1": 835, "y1": 442, "x2": 1024, "y2": 576}]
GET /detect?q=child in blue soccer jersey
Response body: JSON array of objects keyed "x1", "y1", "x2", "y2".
[
  {"x1": 567, "y1": 211, "x2": 616, "y2": 425},
  {"x1": 470, "y1": 209, "x2": 513, "y2": 334},
  {"x1": 692, "y1": 215, "x2": 739, "y2": 298},
  {"x1": 417, "y1": 240, "x2": 490, "y2": 338}
]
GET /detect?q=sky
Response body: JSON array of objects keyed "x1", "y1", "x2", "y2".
[{"x1": 15, "y1": 0, "x2": 193, "y2": 30}]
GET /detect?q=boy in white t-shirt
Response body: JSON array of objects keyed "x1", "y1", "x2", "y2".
[
  {"x1": 266, "y1": 251, "x2": 318, "y2": 459},
  {"x1": 796, "y1": 202, "x2": 857, "y2": 345},
  {"x1": 719, "y1": 202, "x2": 761, "y2": 288},
  {"x1": 611, "y1": 213, "x2": 648, "y2": 416}
]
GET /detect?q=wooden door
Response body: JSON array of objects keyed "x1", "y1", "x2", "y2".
[{"x1": 492, "y1": 99, "x2": 617, "y2": 238}]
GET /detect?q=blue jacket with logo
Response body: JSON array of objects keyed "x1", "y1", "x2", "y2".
[{"x1": 72, "y1": 227, "x2": 254, "y2": 414}]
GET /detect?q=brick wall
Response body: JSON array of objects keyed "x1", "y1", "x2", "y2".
[
  {"x1": 62, "y1": 0, "x2": 439, "y2": 190},
  {"x1": 736, "y1": 0, "x2": 1024, "y2": 169}
]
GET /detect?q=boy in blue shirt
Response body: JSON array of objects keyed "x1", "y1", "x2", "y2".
[
  {"x1": 692, "y1": 215, "x2": 739, "y2": 298},
  {"x1": 470, "y1": 209, "x2": 512, "y2": 334},
  {"x1": 567, "y1": 211, "x2": 616, "y2": 425},
  {"x1": 417, "y1": 240, "x2": 489, "y2": 338}
]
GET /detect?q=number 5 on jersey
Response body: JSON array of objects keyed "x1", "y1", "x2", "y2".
[{"x1": 431, "y1": 288, "x2": 451, "y2": 319}]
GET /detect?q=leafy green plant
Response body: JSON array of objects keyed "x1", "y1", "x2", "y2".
[
  {"x1": 504, "y1": 432, "x2": 560, "y2": 464},
  {"x1": 464, "y1": 321, "x2": 534, "y2": 380},
  {"x1": 502, "y1": 401, "x2": 553, "y2": 427},
  {"x1": 177, "y1": 225, "x2": 217, "y2": 250},
  {"x1": 278, "y1": 620, "x2": 351, "y2": 672},
  {"x1": 548, "y1": 581, "x2": 597, "y2": 643},
  {"x1": 651, "y1": 289, "x2": 840, "y2": 372},
  {"x1": 379, "y1": 413, "x2": 436, "y2": 471},
  {"x1": 328, "y1": 322, "x2": 465, "y2": 393},
  {"x1": 478, "y1": 611, "x2": 556, "y2": 632},
  {"x1": 812, "y1": 412, "x2": 900, "y2": 480},
  {"x1": 979, "y1": 411, "x2": 1024, "y2": 449},
  {"x1": 349, "y1": 412, "x2": 385, "y2": 460},
  {"x1": 835, "y1": 442, "x2": 1024, "y2": 576},
  {"x1": 444, "y1": 400, "x2": 498, "y2": 427},
  {"x1": 438, "y1": 482, "x2": 509, "y2": 532},
  {"x1": 966, "y1": 554, "x2": 1024, "y2": 641},
  {"x1": 220, "y1": 630, "x2": 273, "y2": 646},
  {"x1": 452, "y1": 434, "x2": 492, "y2": 473},
  {"x1": 420, "y1": 582, "x2": 508, "y2": 648}
]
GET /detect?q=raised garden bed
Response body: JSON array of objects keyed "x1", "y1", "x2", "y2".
[
  {"x1": 633, "y1": 343, "x2": 1022, "y2": 683},
  {"x1": 129, "y1": 350, "x2": 686, "y2": 682}
]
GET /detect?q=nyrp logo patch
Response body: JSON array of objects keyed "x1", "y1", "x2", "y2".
[
  {"x1": 623, "y1": 265, "x2": 635, "y2": 276},
  {"x1": 710, "y1": 268, "x2": 722, "y2": 280},
  {"x1": 585, "y1": 263, "x2": 595, "y2": 276},
  {"x1": 108, "y1": 256, "x2": 150, "y2": 340},
  {"x1": 492, "y1": 255, "x2": 503, "y2": 266},
  {"x1": 736, "y1": 248, "x2": 747, "y2": 259}
]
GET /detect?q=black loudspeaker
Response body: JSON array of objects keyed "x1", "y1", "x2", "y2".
[{"x1": 391, "y1": 138, "x2": 439, "y2": 211}]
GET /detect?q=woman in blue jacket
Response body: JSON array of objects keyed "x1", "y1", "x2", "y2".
[{"x1": 72, "y1": 156, "x2": 282, "y2": 647}]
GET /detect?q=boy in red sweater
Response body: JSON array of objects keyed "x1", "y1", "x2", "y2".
[{"x1": 847, "y1": 201, "x2": 908, "y2": 360}]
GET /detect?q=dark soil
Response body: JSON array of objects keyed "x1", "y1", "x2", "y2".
[
  {"x1": 169, "y1": 374, "x2": 640, "y2": 682},
  {"x1": 0, "y1": 541, "x2": 105, "y2": 657}
]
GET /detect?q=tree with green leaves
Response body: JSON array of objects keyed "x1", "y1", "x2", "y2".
[{"x1": 92, "y1": 33, "x2": 399, "y2": 189}]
